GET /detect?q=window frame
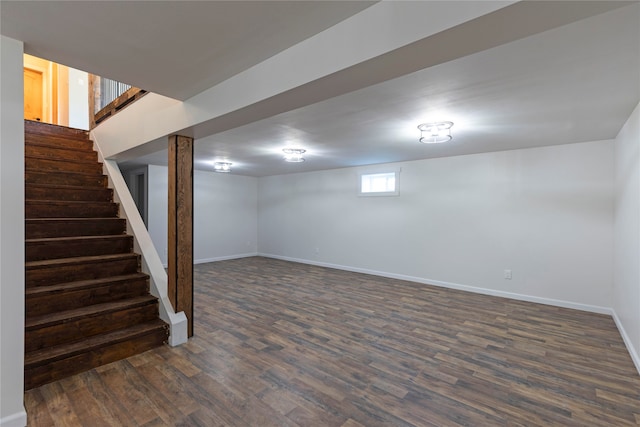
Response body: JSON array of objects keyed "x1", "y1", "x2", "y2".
[{"x1": 358, "y1": 169, "x2": 400, "y2": 197}]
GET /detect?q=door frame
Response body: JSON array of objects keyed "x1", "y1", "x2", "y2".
[{"x1": 23, "y1": 54, "x2": 69, "y2": 126}]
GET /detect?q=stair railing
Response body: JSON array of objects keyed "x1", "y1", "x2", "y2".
[
  {"x1": 99, "y1": 79, "x2": 132, "y2": 110},
  {"x1": 89, "y1": 75, "x2": 147, "y2": 129},
  {"x1": 92, "y1": 135, "x2": 188, "y2": 346}
]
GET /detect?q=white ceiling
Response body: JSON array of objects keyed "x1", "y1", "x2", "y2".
[
  {"x1": 0, "y1": 1, "x2": 375, "y2": 100},
  {"x1": 133, "y1": 2, "x2": 640, "y2": 176},
  {"x1": 1, "y1": 1, "x2": 640, "y2": 176}
]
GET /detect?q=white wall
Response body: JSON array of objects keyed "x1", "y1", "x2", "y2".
[
  {"x1": 147, "y1": 165, "x2": 168, "y2": 263},
  {"x1": 146, "y1": 165, "x2": 258, "y2": 265},
  {"x1": 259, "y1": 140, "x2": 614, "y2": 312},
  {"x1": 0, "y1": 36, "x2": 27, "y2": 427},
  {"x1": 67, "y1": 67, "x2": 89, "y2": 130},
  {"x1": 614, "y1": 101, "x2": 640, "y2": 371}
]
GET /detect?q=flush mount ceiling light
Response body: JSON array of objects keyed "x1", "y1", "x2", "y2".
[
  {"x1": 283, "y1": 148, "x2": 306, "y2": 162},
  {"x1": 418, "y1": 121, "x2": 454, "y2": 144},
  {"x1": 213, "y1": 162, "x2": 232, "y2": 173}
]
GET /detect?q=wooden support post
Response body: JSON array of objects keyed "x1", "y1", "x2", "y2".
[
  {"x1": 88, "y1": 74, "x2": 99, "y2": 129},
  {"x1": 168, "y1": 135, "x2": 194, "y2": 337}
]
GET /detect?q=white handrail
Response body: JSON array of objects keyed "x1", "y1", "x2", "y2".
[{"x1": 92, "y1": 135, "x2": 187, "y2": 347}]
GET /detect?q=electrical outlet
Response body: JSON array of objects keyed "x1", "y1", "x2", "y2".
[
  {"x1": 504, "y1": 269, "x2": 512, "y2": 280},
  {"x1": 315, "y1": 247, "x2": 320, "y2": 254}
]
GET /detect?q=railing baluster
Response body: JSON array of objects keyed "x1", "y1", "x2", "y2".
[
  {"x1": 97, "y1": 77, "x2": 133, "y2": 110},
  {"x1": 90, "y1": 75, "x2": 146, "y2": 128}
]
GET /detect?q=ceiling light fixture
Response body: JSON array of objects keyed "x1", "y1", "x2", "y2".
[
  {"x1": 418, "y1": 121, "x2": 454, "y2": 144},
  {"x1": 283, "y1": 148, "x2": 306, "y2": 162},
  {"x1": 213, "y1": 162, "x2": 232, "y2": 172}
]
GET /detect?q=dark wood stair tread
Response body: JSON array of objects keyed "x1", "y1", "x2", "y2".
[
  {"x1": 26, "y1": 253, "x2": 141, "y2": 288},
  {"x1": 25, "y1": 157, "x2": 103, "y2": 174},
  {"x1": 25, "y1": 144, "x2": 97, "y2": 162},
  {"x1": 26, "y1": 188, "x2": 112, "y2": 200},
  {"x1": 26, "y1": 201, "x2": 120, "y2": 220},
  {"x1": 26, "y1": 185, "x2": 113, "y2": 204},
  {"x1": 24, "y1": 319, "x2": 167, "y2": 368},
  {"x1": 26, "y1": 217, "x2": 123, "y2": 225},
  {"x1": 26, "y1": 218, "x2": 126, "y2": 239},
  {"x1": 26, "y1": 273, "x2": 148, "y2": 297},
  {"x1": 25, "y1": 183, "x2": 109, "y2": 192},
  {"x1": 25, "y1": 140, "x2": 95, "y2": 151},
  {"x1": 25, "y1": 295, "x2": 158, "y2": 330},
  {"x1": 25, "y1": 170, "x2": 108, "y2": 188},
  {"x1": 26, "y1": 234, "x2": 129, "y2": 244},
  {"x1": 24, "y1": 132, "x2": 93, "y2": 145},
  {"x1": 25, "y1": 199, "x2": 115, "y2": 205},
  {"x1": 26, "y1": 253, "x2": 138, "y2": 269},
  {"x1": 27, "y1": 216, "x2": 122, "y2": 221},
  {"x1": 25, "y1": 120, "x2": 90, "y2": 139},
  {"x1": 25, "y1": 167, "x2": 104, "y2": 176},
  {"x1": 25, "y1": 136, "x2": 93, "y2": 152},
  {"x1": 25, "y1": 154, "x2": 101, "y2": 166}
]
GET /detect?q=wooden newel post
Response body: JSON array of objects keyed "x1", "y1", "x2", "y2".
[{"x1": 168, "y1": 135, "x2": 194, "y2": 337}]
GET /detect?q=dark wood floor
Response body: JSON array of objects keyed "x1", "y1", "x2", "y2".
[{"x1": 25, "y1": 257, "x2": 640, "y2": 426}]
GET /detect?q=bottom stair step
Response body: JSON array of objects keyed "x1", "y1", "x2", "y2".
[
  {"x1": 26, "y1": 253, "x2": 141, "y2": 287},
  {"x1": 24, "y1": 319, "x2": 168, "y2": 390},
  {"x1": 25, "y1": 295, "x2": 160, "y2": 352},
  {"x1": 26, "y1": 273, "x2": 149, "y2": 317}
]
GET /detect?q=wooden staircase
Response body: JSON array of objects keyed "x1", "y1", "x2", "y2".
[{"x1": 24, "y1": 120, "x2": 168, "y2": 390}]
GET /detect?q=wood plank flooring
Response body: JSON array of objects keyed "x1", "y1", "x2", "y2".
[{"x1": 25, "y1": 257, "x2": 640, "y2": 426}]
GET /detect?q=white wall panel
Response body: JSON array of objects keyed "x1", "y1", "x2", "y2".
[
  {"x1": 614, "y1": 101, "x2": 640, "y2": 371},
  {"x1": 146, "y1": 165, "x2": 257, "y2": 265},
  {"x1": 0, "y1": 35, "x2": 27, "y2": 427},
  {"x1": 259, "y1": 141, "x2": 614, "y2": 310}
]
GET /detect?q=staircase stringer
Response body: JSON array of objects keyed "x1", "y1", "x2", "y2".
[{"x1": 92, "y1": 135, "x2": 188, "y2": 347}]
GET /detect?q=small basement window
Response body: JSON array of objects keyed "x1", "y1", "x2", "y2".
[{"x1": 359, "y1": 171, "x2": 399, "y2": 196}]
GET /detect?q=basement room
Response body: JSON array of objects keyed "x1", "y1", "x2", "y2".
[{"x1": 1, "y1": 1, "x2": 639, "y2": 426}]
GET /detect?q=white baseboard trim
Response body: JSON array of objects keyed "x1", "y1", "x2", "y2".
[
  {"x1": 0, "y1": 409, "x2": 27, "y2": 427},
  {"x1": 194, "y1": 253, "x2": 258, "y2": 265},
  {"x1": 258, "y1": 253, "x2": 612, "y2": 315},
  {"x1": 611, "y1": 310, "x2": 640, "y2": 375},
  {"x1": 161, "y1": 252, "x2": 259, "y2": 269}
]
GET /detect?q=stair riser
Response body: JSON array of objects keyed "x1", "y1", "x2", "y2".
[
  {"x1": 24, "y1": 327, "x2": 167, "y2": 390},
  {"x1": 25, "y1": 145, "x2": 97, "y2": 162},
  {"x1": 25, "y1": 120, "x2": 90, "y2": 141},
  {"x1": 26, "y1": 157, "x2": 103, "y2": 174},
  {"x1": 26, "y1": 202, "x2": 119, "y2": 218},
  {"x1": 26, "y1": 171, "x2": 107, "y2": 187},
  {"x1": 26, "y1": 237, "x2": 133, "y2": 261},
  {"x1": 26, "y1": 135, "x2": 93, "y2": 151},
  {"x1": 26, "y1": 277, "x2": 150, "y2": 317},
  {"x1": 26, "y1": 219, "x2": 126, "y2": 239},
  {"x1": 26, "y1": 302, "x2": 159, "y2": 352},
  {"x1": 26, "y1": 186, "x2": 113, "y2": 202},
  {"x1": 26, "y1": 256, "x2": 140, "y2": 287}
]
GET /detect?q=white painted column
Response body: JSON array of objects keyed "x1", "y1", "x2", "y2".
[{"x1": 0, "y1": 35, "x2": 27, "y2": 427}]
